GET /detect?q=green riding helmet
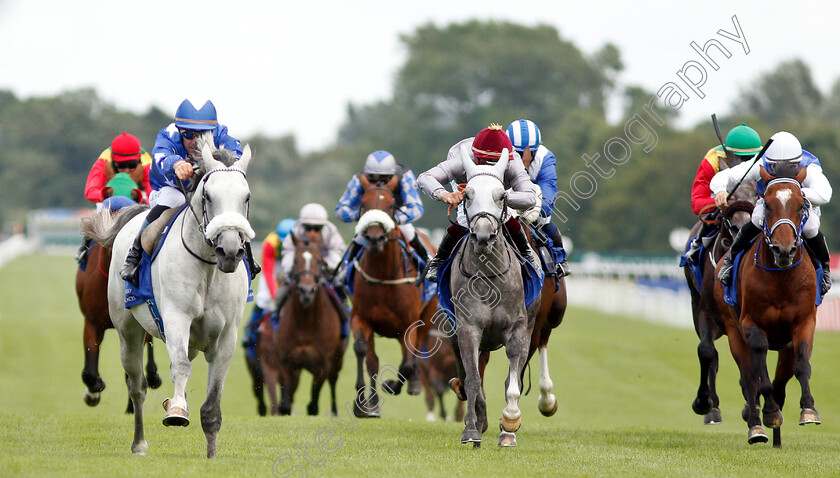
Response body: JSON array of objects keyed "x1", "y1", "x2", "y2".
[{"x1": 725, "y1": 123, "x2": 762, "y2": 158}]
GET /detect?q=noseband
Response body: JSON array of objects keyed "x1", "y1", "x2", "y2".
[{"x1": 762, "y1": 178, "x2": 808, "y2": 248}]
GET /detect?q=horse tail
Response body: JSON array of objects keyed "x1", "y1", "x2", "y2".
[{"x1": 80, "y1": 204, "x2": 148, "y2": 248}]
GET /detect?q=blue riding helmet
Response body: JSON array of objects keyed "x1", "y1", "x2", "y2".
[
  {"x1": 174, "y1": 99, "x2": 218, "y2": 131},
  {"x1": 506, "y1": 119, "x2": 541, "y2": 152},
  {"x1": 276, "y1": 218, "x2": 296, "y2": 240}
]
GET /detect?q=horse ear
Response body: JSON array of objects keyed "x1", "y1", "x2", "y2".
[
  {"x1": 461, "y1": 142, "x2": 478, "y2": 179},
  {"x1": 759, "y1": 166, "x2": 772, "y2": 184},
  {"x1": 236, "y1": 144, "x2": 252, "y2": 173},
  {"x1": 385, "y1": 174, "x2": 399, "y2": 190},
  {"x1": 201, "y1": 142, "x2": 223, "y2": 171},
  {"x1": 794, "y1": 165, "x2": 807, "y2": 185},
  {"x1": 494, "y1": 148, "x2": 510, "y2": 178},
  {"x1": 360, "y1": 174, "x2": 371, "y2": 190}
]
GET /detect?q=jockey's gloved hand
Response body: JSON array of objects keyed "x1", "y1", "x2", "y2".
[{"x1": 520, "y1": 207, "x2": 541, "y2": 225}]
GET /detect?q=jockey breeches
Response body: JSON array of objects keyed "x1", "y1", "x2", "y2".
[
  {"x1": 752, "y1": 198, "x2": 821, "y2": 239},
  {"x1": 149, "y1": 186, "x2": 186, "y2": 208}
]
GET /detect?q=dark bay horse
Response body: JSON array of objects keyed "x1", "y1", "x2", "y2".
[
  {"x1": 351, "y1": 174, "x2": 437, "y2": 417},
  {"x1": 273, "y1": 235, "x2": 346, "y2": 416},
  {"x1": 419, "y1": 330, "x2": 464, "y2": 422},
  {"x1": 684, "y1": 182, "x2": 757, "y2": 424},
  {"x1": 714, "y1": 169, "x2": 820, "y2": 446},
  {"x1": 76, "y1": 239, "x2": 161, "y2": 411}
]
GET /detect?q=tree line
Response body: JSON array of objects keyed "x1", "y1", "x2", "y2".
[{"x1": 2, "y1": 21, "x2": 839, "y2": 254}]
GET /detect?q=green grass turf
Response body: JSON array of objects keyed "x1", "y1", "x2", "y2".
[{"x1": 2, "y1": 254, "x2": 840, "y2": 476}]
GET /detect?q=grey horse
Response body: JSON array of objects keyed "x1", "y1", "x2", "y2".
[{"x1": 448, "y1": 145, "x2": 540, "y2": 448}]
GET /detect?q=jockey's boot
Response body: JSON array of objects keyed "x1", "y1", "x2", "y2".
[
  {"x1": 718, "y1": 221, "x2": 761, "y2": 286},
  {"x1": 325, "y1": 284, "x2": 352, "y2": 339},
  {"x1": 543, "y1": 224, "x2": 571, "y2": 277},
  {"x1": 244, "y1": 241, "x2": 261, "y2": 277},
  {"x1": 512, "y1": 226, "x2": 540, "y2": 269},
  {"x1": 805, "y1": 231, "x2": 832, "y2": 295},
  {"x1": 75, "y1": 238, "x2": 91, "y2": 266},
  {"x1": 409, "y1": 235, "x2": 430, "y2": 285},
  {"x1": 120, "y1": 233, "x2": 144, "y2": 286},
  {"x1": 685, "y1": 220, "x2": 717, "y2": 266},
  {"x1": 334, "y1": 241, "x2": 363, "y2": 287},
  {"x1": 425, "y1": 231, "x2": 461, "y2": 283},
  {"x1": 241, "y1": 305, "x2": 265, "y2": 348},
  {"x1": 121, "y1": 204, "x2": 168, "y2": 286}
]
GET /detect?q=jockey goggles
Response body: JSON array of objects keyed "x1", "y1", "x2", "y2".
[
  {"x1": 178, "y1": 128, "x2": 201, "y2": 140},
  {"x1": 115, "y1": 159, "x2": 139, "y2": 170},
  {"x1": 303, "y1": 224, "x2": 323, "y2": 232}
]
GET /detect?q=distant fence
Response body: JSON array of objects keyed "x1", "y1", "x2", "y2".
[
  {"x1": 26, "y1": 208, "x2": 89, "y2": 249},
  {"x1": 567, "y1": 252, "x2": 840, "y2": 332}
]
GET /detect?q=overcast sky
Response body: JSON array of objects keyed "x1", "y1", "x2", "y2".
[{"x1": 1, "y1": 0, "x2": 837, "y2": 153}]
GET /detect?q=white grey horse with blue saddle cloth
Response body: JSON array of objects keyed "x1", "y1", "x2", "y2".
[{"x1": 81, "y1": 138, "x2": 254, "y2": 458}]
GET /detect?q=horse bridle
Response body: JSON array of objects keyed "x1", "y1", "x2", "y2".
[
  {"x1": 360, "y1": 185, "x2": 399, "y2": 243},
  {"x1": 178, "y1": 167, "x2": 250, "y2": 264},
  {"x1": 290, "y1": 246, "x2": 326, "y2": 284},
  {"x1": 762, "y1": 178, "x2": 808, "y2": 247}
]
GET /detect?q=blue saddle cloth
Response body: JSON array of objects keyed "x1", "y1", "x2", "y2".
[
  {"x1": 528, "y1": 225, "x2": 566, "y2": 292},
  {"x1": 437, "y1": 235, "x2": 544, "y2": 329},
  {"x1": 343, "y1": 241, "x2": 436, "y2": 302},
  {"x1": 124, "y1": 206, "x2": 254, "y2": 339},
  {"x1": 679, "y1": 232, "x2": 711, "y2": 294},
  {"x1": 723, "y1": 239, "x2": 824, "y2": 307}
]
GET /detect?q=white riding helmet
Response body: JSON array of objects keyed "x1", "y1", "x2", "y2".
[
  {"x1": 363, "y1": 150, "x2": 398, "y2": 175},
  {"x1": 763, "y1": 131, "x2": 802, "y2": 177},
  {"x1": 298, "y1": 203, "x2": 329, "y2": 225}
]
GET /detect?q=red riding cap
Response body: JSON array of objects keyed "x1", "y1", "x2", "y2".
[
  {"x1": 472, "y1": 123, "x2": 514, "y2": 161},
  {"x1": 110, "y1": 132, "x2": 142, "y2": 162}
]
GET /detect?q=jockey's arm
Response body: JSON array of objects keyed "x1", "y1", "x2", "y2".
[
  {"x1": 533, "y1": 152, "x2": 557, "y2": 217},
  {"x1": 505, "y1": 160, "x2": 539, "y2": 210},
  {"x1": 709, "y1": 158, "x2": 759, "y2": 207},
  {"x1": 279, "y1": 234, "x2": 295, "y2": 277},
  {"x1": 335, "y1": 176, "x2": 362, "y2": 223},
  {"x1": 395, "y1": 170, "x2": 424, "y2": 224},
  {"x1": 416, "y1": 162, "x2": 455, "y2": 202},
  {"x1": 802, "y1": 164, "x2": 832, "y2": 206},
  {"x1": 323, "y1": 224, "x2": 347, "y2": 270}
]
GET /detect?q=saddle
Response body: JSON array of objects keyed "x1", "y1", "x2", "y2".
[{"x1": 140, "y1": 207, "x2": 179, "y2": 256}]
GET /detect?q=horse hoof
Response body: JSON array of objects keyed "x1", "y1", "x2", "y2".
[
  {"x1": 704, "y1": 408, "x2": 722, "y2": 425},
  {"x1": 498, "y1": 431, "x2": 517, "y2": 447},
  {"x1": 538, "y1": 395, "x2": 558, "y2": 417},
  {"x1": 799, "y1": 408, "x2": 821, "y2": 425},
  {"x1": 500, "y1": 416, "x2": 521, "y2": 433},
  {"x1": 762, "y1": 410, "x2": 783, "y2": 429},
  {"x1": 692, "y1": 397, "x2": 712, "y2": 416},
  {"x1": 83, "y1": 389, "x2": 101, "y2": 407},
  {"x1": 426, "y1": 411, "x2": 437, "y2": 422},
  {"x1": 407, "y1": 379, "x2": 422, "y2": 396},
  {"x1": 449, "y1": 378, "x2": 466, "y2": 401},
  {"x1": 382, "y1": 379, "x2": 402, "y2": 396},
  {"x1": 131, "y1": 440, "x2": 148, "y2": 456},
  {"x1": 366, "y1": 411, "x2": 381, "y2": 418},
  {"x1": 163, "y1": 408, "x2": 190, "y2": 427},
  {"x1": 748, "y1": 426, "x2": 768, "y2": 444},
  {"x1": 147, "y1": 373, "x2": 162, "y2": 390},
  {"x1": 461, "y1": 428, "x2": 481, "y2": 444}
]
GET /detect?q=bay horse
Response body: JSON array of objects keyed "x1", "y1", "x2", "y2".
[
  {"x1": 447, "y1": 145, "x2": 540, "y2": 448},
  {"x1": 271, "y1": 234, "x2": 345, "y2": 416},
  {"x1": 81, "y1": 138, "x2": 255, "y2": 458},
  {"x1": 684, "y1": 181, "x2": 757, "y2": 425},
  {"x1": 76, "y1": 239, "x2": 161, "y2": 411},
  {"x1": 419, "y1": 329, "x2": 464, "y2": 422},
  {"x1": 350, "y1": 174, "x2": 437, "y2": 418},
  {"x1": 714, "y1": 168, "x2": 821, "y2": 446}
]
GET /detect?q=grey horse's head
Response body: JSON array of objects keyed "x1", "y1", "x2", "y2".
[
  {"x1": 198, "y1": 141, "x2": 255, "y2": 273},
  {"x1": 460, "y1": 143, "x2": 508, "y2": 255}
]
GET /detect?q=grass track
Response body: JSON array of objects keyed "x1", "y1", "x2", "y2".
[{"x1": 2, "y1": 254, "x2": 840, "y2": 477}]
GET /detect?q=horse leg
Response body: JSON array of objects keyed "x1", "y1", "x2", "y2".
[
  {"x1": 448, "y1": 335, "x2": 467, "y2": 401},
  {"x1": 200, "y1": 334, "x2": 237, "y2": 459},
  {"x1": 402, "y1": 308, "x2": 432, "y2": 396},
  {"x1": 456, "y1": 326, "x2": 482, "y2": 446},
  {"x1": 745, "y1": 325, "x2": 783, "y2": 429},
  {"x1": 792, "y1": 322, "x2": 820, "y2": 427},
  {"x1": 277, "y1": 364, "x2": 299, "y2": 416},
  {"x1": 117, "y1": 319, "x2": 149, "y2": 455},
  {"x1": 725, "y1": 321, "x2": 765, "y2": 443},
  {"x1": 692, "y1": 312, "x2": 717, "y2": 417},
  {"x1": 144, "y1": 334, "x2": 162, "y2": 389},
  {"x1": 308, "y1": 368, "x2": 328, "y2": 416},
  {"x1": 477, "y1": 350, "x2": 490, "y2": 433},
  {"x1": 244, "y1": 349, "x2": 267, "y2": 416},
  {"x1": 161, "y1": 322, "x2": 192, "y2": 428},
  {"x1": 419, "y1": 363, "x2": 436, "y2": 421},
  {"x1": 81, "y1": 320, "x2": 106, "y2": 407},
  {"x1": 364, "y1": 337, "x2": 381, "y2": 417},
  {"x1": 537, "y1": 345, "x2": 558, "y2": 417},
  {"x1": 499, "y1": 320, "x2": 528, "y2": 447},
  {"x1": 264, "y1": 361, "x2": 282, "y2": 415},
  {"x1": 328, "y1": 365, "x2": 341, "y2": 417}
]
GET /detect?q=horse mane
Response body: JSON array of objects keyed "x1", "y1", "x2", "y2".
[
  {"x1": 722, "y1": 200, "x2": 755, "y2": 218},
  {"x1": 211, "y1": 149, "x2": 238, "y2": 167},
  {"x1": 80, "y1": 204, "x2": 149, "y2": 248}
]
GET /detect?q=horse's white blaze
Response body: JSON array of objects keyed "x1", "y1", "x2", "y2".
[
  {"x1": 503, "y1": 368, "x2": 521, "y2": 421},
  {"x1": 302, "y1": 251, "x2": 312, "y2": 271},
  {"x1": 775, "y1": 189, "x2": 792, "y2": 208}
]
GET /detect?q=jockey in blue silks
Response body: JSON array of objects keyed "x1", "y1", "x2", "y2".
[
  {"x1": 334, "y1": 150, "x2": 429, "y2": 284},
  {"x1": 712, "y1": 131, "x2": 833, "y2": 294},
  {"x1": 120, "y1": 99, "x2": 260, "y2": 285},
  {"x1": 506, "y1": 119, "x2": 570, "y2": 277}
]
